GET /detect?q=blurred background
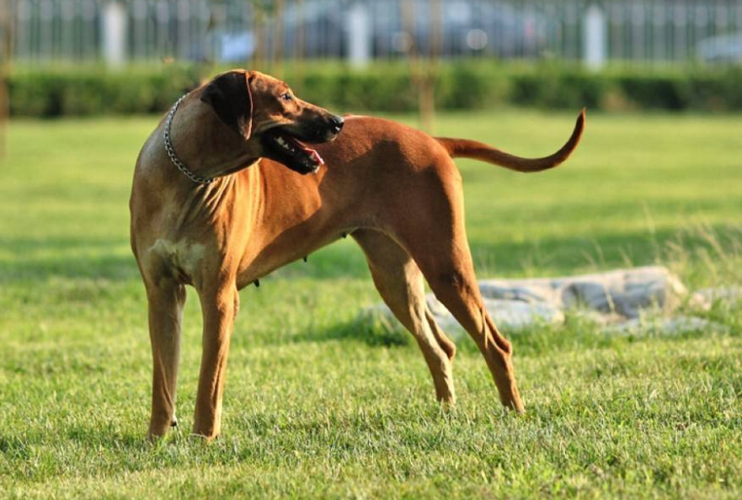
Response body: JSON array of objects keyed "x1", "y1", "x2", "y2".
[
  {"x1": 9, "y1": 0, "x2": 742, "y2": 64},
  {"x1": 5, "y1": 0, "x2": 742, "y2": 65},
  {"x1": 0, "y1": 0, "x2": 740, "y2": 290},
  {"x1": 1, "y1": 0, "x2": 742, "y2": 134}
]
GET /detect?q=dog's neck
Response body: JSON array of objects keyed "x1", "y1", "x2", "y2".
[{"x1": 165, "y1": 97, "x2": 260, "y2": 184}]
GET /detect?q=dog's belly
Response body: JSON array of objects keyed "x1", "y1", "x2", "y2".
[{"x1": 235, "y1": 226, "x2": 352, "y2": 290}]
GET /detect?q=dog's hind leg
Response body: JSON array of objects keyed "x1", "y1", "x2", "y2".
[
  {"x1": 414, "y1": 244, "x2": 524, "y2": 412},
  {"x1": 392, "y1": 161, "x2": 525, "y2": 412},
  {"x1": 145, "y1": 279, "x2": 187, "y2": 438},
  {"x1": 354, "y1": 229, "x2": 456, "y2": 404}
]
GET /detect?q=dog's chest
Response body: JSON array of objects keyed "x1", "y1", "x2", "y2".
[{"x1": 147, "y1": 238, "x2": 207, "y2": 281}]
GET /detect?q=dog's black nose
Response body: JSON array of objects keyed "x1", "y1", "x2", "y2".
[{"x1": 330, "y1": 115, "x2": 344, "y2": 133}]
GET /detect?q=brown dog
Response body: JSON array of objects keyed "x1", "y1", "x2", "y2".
[{"x1": 130, "y1": 70, "x2": 584, "y2": 440}]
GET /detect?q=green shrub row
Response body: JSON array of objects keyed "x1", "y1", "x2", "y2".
[
  {"x1": 8, "y1": 65, "x2": 204, "y2": 117},
  {"x1": 8, "y1": 62, "x2": 742, "y2": 117}
]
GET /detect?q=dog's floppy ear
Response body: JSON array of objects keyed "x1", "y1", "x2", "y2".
[{"x1": 200, "y1": 71, "x2": 254, "y2": 140}]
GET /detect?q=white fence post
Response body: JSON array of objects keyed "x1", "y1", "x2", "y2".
[
  {"x1": 583, "y1": 3, "x2": 607, "y2": 70},
  {"x1": 347, "y1": 1, "x2": 371, "y2": 69},
  {"x1": 102, "y1": 0, "x2": 127, "y2": 68}
]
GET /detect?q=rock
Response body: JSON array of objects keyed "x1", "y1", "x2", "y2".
[
  {"x1": 475, "y1": 281, "x2": 559, "y2": 304},
  {"x1": 358, "y1": 266, "x2": 710, "y2": 338},
  {"x1": 359, "y1": 295, "x2": 564, "y2": 338},
  {"x1": 565, "y1": 309, "x2": 623, "y2": 326},
  {"x1": 425, "y1": 295, "x2": 565, "y2": 333},
  {"x1": 479, "y1": 266, "x2": 687, "y2": 319},
  {"x1": 696, "y1": 286, "x2": 742, "y2": 305},
  {"x1": 357, "y1": 304, "x2": 399, "y2": 335},
  {"x1": 687, "y1": 292, "x2": 712, "y2": 313},
  {"x1": 605, "y1": 315, "x2": 726, "y2": 336},
  {"x1": 363, "y1": 294, "x2": 565, "y2": 338},
  {"x1": 484, "y1": 299, "x2": 565, "y2": 330}
]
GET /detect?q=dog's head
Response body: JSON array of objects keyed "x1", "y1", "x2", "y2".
[{"x1": 199, "y1": 70, "x2": 343, "y2": 175}]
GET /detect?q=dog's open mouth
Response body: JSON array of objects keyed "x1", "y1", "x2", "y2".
[{"x1": 263, "y1": 128, "x2": 325, "y2": 174}]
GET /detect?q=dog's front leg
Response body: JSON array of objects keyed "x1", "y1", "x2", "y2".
[
  {"x1": 146, "y1": 279, "x2": 186, "y2": 439},
  {"x1": 192, "y1": 280, "x2": 239, "y2": 440}
]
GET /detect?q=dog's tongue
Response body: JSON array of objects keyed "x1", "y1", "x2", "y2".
[
  {"x1": 307, "y1": 148, "x2": 324, "y2": 166},
  {"x1": 287, "y1": 136, "x2": 325, "y2": 166}
]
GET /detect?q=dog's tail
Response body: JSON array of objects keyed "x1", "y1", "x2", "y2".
[{"x1": 435, "y1": 109, "x2": 585, "y2": 173}]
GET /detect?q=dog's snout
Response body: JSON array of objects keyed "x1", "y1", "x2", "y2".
[
  {"x1": 307, "y1": 113, "x2": 344, "y2": 143},
  {"x1": 329, "y1": 115, "x2": 344, "y2": 133}
]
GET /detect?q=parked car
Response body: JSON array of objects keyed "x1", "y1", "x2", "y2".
[
  {"x1": 697, "y1": 33, "x2": 742, "y2": 64},
  {"x1": 368, "y1": 0, "x2": 548, "y2": 58},
  {"x1": 188, "y1": 0, "x2": 548, "y2": 62}
]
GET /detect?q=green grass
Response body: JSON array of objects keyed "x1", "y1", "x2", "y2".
[{"x1": 1, "y1": 110, "x2": 741, "y2": 499}]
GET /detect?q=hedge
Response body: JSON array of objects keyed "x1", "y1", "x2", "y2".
[
  {"x1": 8, "y1": 64, "x2": 204, "y2": 117},
  {"x1": 7, "y1": 62, "x2": 742, "y2": 117}
]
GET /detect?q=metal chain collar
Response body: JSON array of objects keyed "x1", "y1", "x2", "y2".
[{"x1": 164, "y1": 94, "x2": 215, "y2": 185}]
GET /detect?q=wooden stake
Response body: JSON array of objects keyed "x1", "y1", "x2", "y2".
[
  {"x1": 294, "y1": 0, "x2": 305, "y2": 94},
  {"x1": 251, "y1": 2, "x2": 266, "y2": 71},
  {"x1": 272, "y1": 0, "x2": 284, "y2": 78},
  {"x1": 0, "y1": 0, "x2": 12, "y2": 159},
  {"x1": 401, "y1": 0, "x2": 441, "y2": 133}
]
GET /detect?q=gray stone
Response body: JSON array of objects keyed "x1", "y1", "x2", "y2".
[
  {"x1": 696, "y1": 286, "x2": 742, "y2": 305},
  {"x1": 484, "y1": 299, "x2": 565, "y2": 330},
  {"x1": 479, "y1": 266, "x2": 687, "y2": 319},
  {"x1": 605, "y1": 315, "x2": 726, "y2": 336},
  {"x1": 358, "y1": 266, "x2": 710, "y2": 337},
  {"x1": 566, "y1": 309, "x2": 623, "y2": 326},
  {"x1": 686, "y1": 293, "x2": 709, "y2": 311},
  {"x1": 425, "y1": 295, "x2": 565, "y2": 333},
  {"x1": 358, "y1": 304, "x2": 400, "y2": 330}
]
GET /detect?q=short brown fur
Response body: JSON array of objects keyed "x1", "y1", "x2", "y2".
[{"x1": 130, "y1": 70, "x2": 584, "y2": 440}]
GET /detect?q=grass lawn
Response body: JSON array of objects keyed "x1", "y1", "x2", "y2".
[{"x1": 0, "y1": 110, "x2": 741, "y2": 498}]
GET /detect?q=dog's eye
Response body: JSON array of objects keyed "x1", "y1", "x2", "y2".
[{"x1": 281, "y1": 92, "x2": 293, "y2": 102}]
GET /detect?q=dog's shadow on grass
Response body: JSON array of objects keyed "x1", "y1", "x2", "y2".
[
  {"x1": 291, "y1": 314, "x2": 412, "y2": 349},
  {"x1": 0, "y1": 235, "x2": 139, "y2": 284},
  {"x1": 286, "y1": 312, "x2": 478, "y2": 356}
]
